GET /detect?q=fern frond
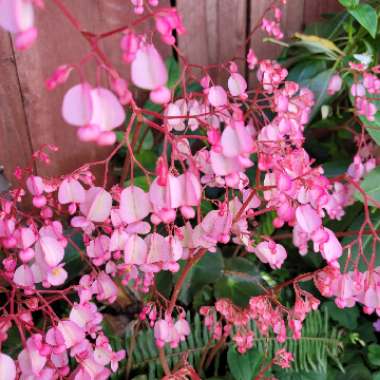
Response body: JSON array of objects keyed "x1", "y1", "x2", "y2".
[{"x1": 125, "y1": 310, "x2": 343, "y2": 379}]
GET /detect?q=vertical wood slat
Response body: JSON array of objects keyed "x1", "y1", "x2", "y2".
[
  {"x1": 248, "y1": 0, "x2": 305, "y2": 61},
  {"x1": 5, "y1": 0, "x2": 171, "y2": 180},
  {"x1": 0, "y1": 32, "x2": 34, "y2": 180},
  {"x1": 303, "y1": 0, "x2": 343, "y2": 25},
  {"x1": 176, "y1": 0, "x2": 248, "y2": 82}
]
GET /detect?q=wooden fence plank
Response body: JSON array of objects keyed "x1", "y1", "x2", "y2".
[
  {"x1": 0, "y1": 32, "x2": 34, "y2": 181},
  {"x1": 176, "y1": 0, "x2": 247, "y2": 82},
  {"x1": 303, "y1": 0, "x2": 343, "y2": 25}
]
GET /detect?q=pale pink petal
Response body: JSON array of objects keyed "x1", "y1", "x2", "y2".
[
  {"x1": 89, "y1": 88, "x2": 126, "y2": 131},
  {"x1": 80, "y1": 187, "x2": 112, "y2": 222},
  {"x1": 62, "y1": 83, "x2": 93, "y2": 126},
  {"x1": 13, "y1": 264, "x2": 34, "y2": 287},
  {"x1": 57, "y1": 320, "x2": 85, "y2": 349},
  {"x1": 0, "y1": 0, "x2": 34, "y2": 33},
  {"x1": 210, "y1": 151, "x2": 242, "y2": 176},
  {"x1": 131, "y1": 44, "x2": 168, "y2": 90},
  {"x1": 47, "y1": 266, "x2": 68, "y2": 286},
  {"x1": 58, "y1": 178, "x2": 86, "y2": 204},
  {"x1": 124, "y1": 234, "x2": 147, "y2": 265},
  {"x1": 145, "y1": 233, "x2": 169, "y2": 263},
  {"x1": 35, "y1": 236, "x2": 65, "y2": 267},
  {"x1": 228, "y1": 73, "x2": 247, "y2": 96},
  {"x1": 120, "y1": 186, "x2": 151, "y2": 224},
  {"x1": 0, "y1": 353, "x2": 16, "y2": 380},
  {"x1": 208, "y1": 86, "x2": 228, "y2": 107}
]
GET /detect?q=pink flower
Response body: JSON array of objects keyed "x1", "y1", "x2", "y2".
[
  {"x1": 58, "y1": 178, "x2": 86, "y2": 205},
  {"x1": 120, "y1": 186, "x2": 152, "y2": 224},
  {"x1": 93, "y1": 272, "x2": 119, "y2": 304},
  {"x1": 254, "y1": 241, "x2": 287, "y2": 269},
  {"x1": 57, "y1": 320, "x2": 85, "y2": 349},
  {"x1": 228, "y1": 73, "x2": 247, "y2": 97},
  {"x1": 295, "y1": 205, "x2": 322, "y2": 234},
  {"x1": 79, "y1": 187, "x2": 112, "y2": 223},
  {"x1": 208, "y1": 86, "x2": 228, "y2": 107},
  {"x1": 0, "y1": 353, "x2": 16, "y2": 380},
  {"x1": 131, "y1": 43, "x2": 170, "y2": 104},
  {"x1": 327, "y1": 74, "x2": 342, "y2": 95},
  {"x1": 62, "y1": 84, "x2": 125, "y2": 145},
  {"x1": 0, "y1": 0, "x2": 37, "y2": 50}
]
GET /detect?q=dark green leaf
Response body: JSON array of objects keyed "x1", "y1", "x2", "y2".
[
  {"x1": 227, "y1": 346, "x2": 264, "y2": 380},
  {"x1": 368, "y1": 344, "x2": 380, "y2": 367},
  {"x1": 214, "y1": 257, "x2": 264, "y2": 307},
  {"x1": 322, "y1": 301, "x2": 359, "y2": 329},
  {"x1": 302, "y1": 69, "x2": 334, "y2": 119},
  {"x1": 175, "y1": 251, "x2": 224, "y2": 304},
  {"x1": 277, "y1": 371, "x2": 327, "y2": 380},
  {"x1": 125, "y1": 176, "x2": 150, "y2": 192},
  {"x1": 349, "y1": 4, "x2": 378, "y2": 39},
  {"x1": 166, "y1": 57, "x2": 181, "y2": 89}
]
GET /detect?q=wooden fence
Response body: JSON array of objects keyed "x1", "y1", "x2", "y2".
[{"x1": 0, "y1": 0, "x2": 341, "y2": 182}]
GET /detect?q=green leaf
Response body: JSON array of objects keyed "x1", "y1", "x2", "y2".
[
  {"x1": 292, "y1": 33, "x2": 344, "y2": 57},
  {"x1": 349, "y1": 4, "x2": 378, "y2": 39},
  {"x1": 338, "y1": 0, "x2": 359, "y2": 9},
  {"x1": 134, "y1": 150, "x2": 157, "y2": 172},
  {"x1": 214, "y1": 257, "x2": 264, "y2": 307},
  {"x1": 166, "y1": 57, "x2": 181, "y2": 89},
  {"x1": 175, "y1": 251, "x2": 224, "y2": 304},
  {"x1": 302, "y1": 69, "x2": 334, "y2": 119},
  {"x1": 287, "y1": 60, "x2": 327, "y2": 83},
  {"x1": 227, "y1": 347, "x2": 264, "y2": 380},
  {"x1": 368, "y1": 344, "x2": 380, "y2": 367},
  {"x1": 355, "y1": 167, "x2": 380, "y2": 205},
  {"x1": 322, "y1": 301, "x2": 359, "y2": 329},
  {"x1": 277, "y1": 371, "x2": 327, "y2": 380}
]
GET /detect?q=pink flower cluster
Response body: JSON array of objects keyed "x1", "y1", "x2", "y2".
[{"x1": 201, "y1": 289, "x2": 319, "y2": 354}]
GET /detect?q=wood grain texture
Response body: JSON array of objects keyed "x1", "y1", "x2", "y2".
[
  {"x1": 176, "y1": 0, "x2": 247, "y2": 82},
  {"x1": 0, "y1": 32, "x2": 34, "y2": 181},
  {"x1": 303, "y1": 0, "x2": 343, "y2": 25},
  {"x1": 249, "y1": 0, "x2": 305, "y2": 60}
]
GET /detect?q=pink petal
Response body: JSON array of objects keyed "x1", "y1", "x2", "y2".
[
  {"x1": 80, "y1": 187, "x2": 112, "y2": 222},
  {"x1": 0, "y1": 0, "x2": 34, "y2": 33},
  {"x1": 120, "y1": 186, "x2": 151, "y2": 224},
  {"x1": 295, "y1": 205, "x2": 322, "y2": 234},
  {"x1": 131, "y1": 44, "x2": 168, "y2": 90},
  {"x1": 124, "y1": 234, "x2": 147, "y2": 265},
  {"x1": 208, "y1": 86, "x2": 228, "y2": 107},
  {"x1": 210, "y1": 151, "x2": 242, "y2": 176},
  {"x1": 89, "y1": 88, "x2": 126, "y2": 131},
  {"x1": 47, "y1": 266, "x2": 68, "y2": 286},
  {"x1": 57, "y1": 320, "x2": 85, "y2": 349},
  {"x1": 228, "y1": 73, "x2": 247, "y2": 96},
  {"x1": 35, "y1": 236, "x2": 65, "y2": 267},
  {"x1": 145, "y1": 233, "x2": 169, "y2": 264},
  {"x1": 62, "y1": 83, "x2": 93, "y2": 126},
  {"x1": 58, "y1": 178, "x2": 86, "y2": 204},
  {"x1": 13, "y1": 265, "x2": 34, "y2": 287},
  {"x1": 0, "y1": 353, "x2": 16, "y2": 380}
]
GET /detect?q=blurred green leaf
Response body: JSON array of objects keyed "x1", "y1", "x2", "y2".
[
  {"x1": 302, "y1": 69, "x2": 334, "y2": 119},
  {"x1": 174, "y1": 251, "x2": 224, "y2": 304},
  {"x1": 368, "y1": 344, "x2": 380, "y2": 367},
  {"x1": 322, "y1": 301, "x2": 359, "y2": 329},
  {"x1": 227, "y1": 346, "x2": 264, "y2": 380},
  {"x1": 348, "y1": 4, "x2": 378, "y2": 39},
  {"x1": 338, "y1": 0, "x2": 359, "y2": 9},
  {"x1": 166, "y1": 56, "x2": 181, "y2": 89}
]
